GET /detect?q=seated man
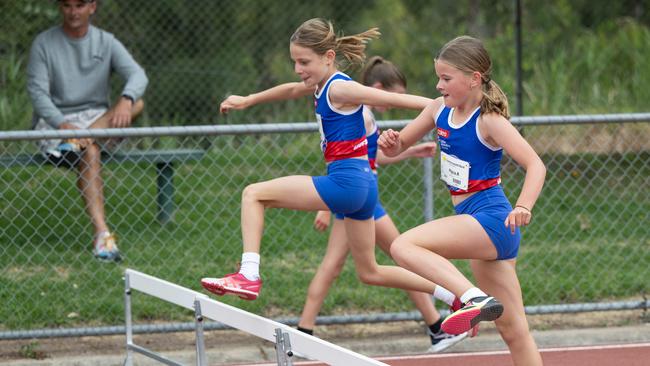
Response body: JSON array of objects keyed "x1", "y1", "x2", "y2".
[{"x1": 27, "y1": 0, "x2": 148, "y2": 262}]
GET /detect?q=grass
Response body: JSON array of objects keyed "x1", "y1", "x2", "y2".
[{"x1": 0, "y1": 133, "x2": 648, "y2": 330}]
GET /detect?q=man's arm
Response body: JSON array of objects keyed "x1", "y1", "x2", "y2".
[
  {"x1": 111, "y1": 38, "x2": 148, "y2": 101},
  {"x1": 26, "y1": 37, "x2": 65, "y2": 129},
  {"x1": 110, "y1": 38, "x2": 148, "y2": 127}
]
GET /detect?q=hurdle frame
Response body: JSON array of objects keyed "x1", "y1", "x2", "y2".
[
  {"x1": 123, "y1": 271, "x2": 208, "y2": 366},
  {"x1": 122, "y1": 268, "x2": 388, "y2": 366}
]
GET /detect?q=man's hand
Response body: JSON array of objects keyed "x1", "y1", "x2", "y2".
[{"x1": 110, "y1": 97, "x2": 134, "y2": 128}]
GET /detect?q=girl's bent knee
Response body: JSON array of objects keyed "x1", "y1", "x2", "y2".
[
  {"x1": 242, "y1": 183, "x2": 262, "y2": 203},
  {"x1": 389, "y1": 239, "x2": 409, "y2": 265},
  {"x1": 356, "y1": 268, "x2": 381, "y2": 286}
]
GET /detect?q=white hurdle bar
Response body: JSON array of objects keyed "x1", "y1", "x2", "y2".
[{"x1": 123, "y1": 268, "x2": 389, "y2": 366}]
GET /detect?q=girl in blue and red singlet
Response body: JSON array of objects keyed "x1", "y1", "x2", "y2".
[
  {"x1": 201, "y1": 19, "x2": 454, "y2": 308},
  {"x1": 379, "y1": 36, "x2": 546, "y2": 366},
  {"x1": 300, "y1": 57, "x2": 469, "y2": 353}
]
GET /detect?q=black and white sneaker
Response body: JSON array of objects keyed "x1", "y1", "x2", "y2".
[{"x1": 427, "y1": 326, "x2": 468, "y2": 353}]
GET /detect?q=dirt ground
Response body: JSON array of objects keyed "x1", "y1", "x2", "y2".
[{"x1": 1, "y1": 309, "x2": 648, "y2": 362}]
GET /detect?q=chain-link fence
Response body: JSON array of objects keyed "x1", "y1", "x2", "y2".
[
  {"x1": 1, "y1": 0, "x2": 650, "y2": 339},
  {"x1": 0, "y1": 114, "x2": 648, "y2": 338}
]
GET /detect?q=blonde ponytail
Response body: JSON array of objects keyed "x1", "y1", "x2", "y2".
[
  {"x1": 481, "y1": 79, "x2": 510, "y2": 119},
  {"x1": 290, "y1": 18, "x2": 380, "y2": 70},
  {"x1": 335, "y1": 28, "x2": 381, "y2": 69}
]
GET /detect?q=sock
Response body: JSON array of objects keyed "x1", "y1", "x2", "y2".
[
  {"x1": 428, "y1": 317, "x2": 443, "y2": 334},
  {"x1": 433, "y1": 285, "x2": 456, "y2": 306},
  {"x1": 460, "y1": 287, "x2": 488, "y2": 304},
  {"x1": 239, "y1": 252, "x2": 260, "y2": 281},
  {"x1": 297, "y1": 326, "x2": 313, "y2": 335}
]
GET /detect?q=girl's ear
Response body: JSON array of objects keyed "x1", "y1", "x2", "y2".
[
  {"x1": 470, "y1": 71, "x2": 482, "y2": 89},
  {"x1": 324, "y1": 49, "x2": 336, "y2": 65},
  {"x1": 371, "y1": 81, "x2": 384, "y2": 90}
]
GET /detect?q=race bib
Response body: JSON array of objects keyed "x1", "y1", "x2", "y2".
[
  {"x1": 440, "y1": 151, "x2": 470, "y2": 190},
  {"x1": 316, "y1": 113, "x2": 326, "y2": 152}
]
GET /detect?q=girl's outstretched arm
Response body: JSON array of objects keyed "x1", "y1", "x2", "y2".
[
  {"x1": 376, "y1": 141, "x2": 437, "y2": 165},
  {"x1": 329, "y1": 80, "x2": 432, "y2": 110},
  {"x1": 482, "y1": 114, "x2": 546, "y2": 232},
  {"x1": 378, "y1": 98, "x2": 444, "y2": 157},
  {"x1": 220, "y1": 82, "x2": 316, "y2": 114}
]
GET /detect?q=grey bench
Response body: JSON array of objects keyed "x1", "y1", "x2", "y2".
[{"x1": 0, "y1": 149, "x2": 206, "y2": 224}]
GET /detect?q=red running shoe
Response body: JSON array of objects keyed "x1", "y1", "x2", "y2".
[
  {"x1": 201, "y1": 273, "x2": 262, "y2": 300},
  {"x1": 442, "y1": 296, "x2": 503, "y2": 335},
  {"x1": 451, "y1": 297, "x2": 480, "y2": 337}
]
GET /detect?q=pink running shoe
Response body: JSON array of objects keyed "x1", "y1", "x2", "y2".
[
  {"x1": 442, "y1": 296, "x2": 503, "y2": 335},
  {"x1": 201, "y1": 273, "x2": 262, "y2": 300},
  {"x1": 451, "y1": 297, "x2": 480, "y2": 337}
]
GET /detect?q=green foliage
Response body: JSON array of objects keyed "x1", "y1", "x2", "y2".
[
  {"x1": 1, "y1": 1, "x2": 650, "y2": 129},
  {"x1": 0, "y1": 49, "x2": 32, "y2": 130}
]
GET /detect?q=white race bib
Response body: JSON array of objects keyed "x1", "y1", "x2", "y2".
[
  {"x1": 440, "y1": 151, "x2": 470, "y2": 190},
  {"x1": 316, "y1": 113, "x2": 326, "y2": 152}
]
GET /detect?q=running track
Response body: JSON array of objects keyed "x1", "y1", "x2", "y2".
[{"x1": 239, "y1": 342, "x2": 650, "y2": 366}]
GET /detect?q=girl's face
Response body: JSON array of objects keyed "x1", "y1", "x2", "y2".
[
  {"x1": 290, "y1": 43, "x2": 334, "y2": 89},
  {"x1": 434, "y1": 59, "x2": 478, "y2": 108}
]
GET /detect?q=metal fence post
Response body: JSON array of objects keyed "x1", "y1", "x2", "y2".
[
  {"x1": 123, "y1": 274, "x2": 134, "y2": 366},
  {"x1": 422, "y1": 132, "x2": 435, "y2": 222}
]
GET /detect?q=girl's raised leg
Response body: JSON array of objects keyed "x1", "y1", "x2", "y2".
[{"x1": 241, "y1": 175, "x2": 330, "y2": 253}]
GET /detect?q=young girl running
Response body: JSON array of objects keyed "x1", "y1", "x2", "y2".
[
  {"x1": 298, "y1": 56, "x2": 468, "y2": 353},
  {"x1": 200, "y1": 19, "x2": 461, "y2": 314},
  {"x1": 379, "y1": 36, "x2": 545, "y2": 365}
]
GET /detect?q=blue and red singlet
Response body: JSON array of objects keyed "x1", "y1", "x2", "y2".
[
  {"x1": 311, "y1": 72, "x2": 377, "y2": 220},
  {"x1": 435, "y1": 105, "x2": 502, "y2": 195},
  {"x1": 315, "y1": 72, "x2": 368, "y2": 162}
]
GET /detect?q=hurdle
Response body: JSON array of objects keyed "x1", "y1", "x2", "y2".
[{"x1": 123, "y1": 268, "x2": 389, "y2": 366}]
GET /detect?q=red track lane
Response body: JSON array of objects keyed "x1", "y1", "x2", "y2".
[{"x1": 239, "y1": 342, "x2": 650, "y2": 366}]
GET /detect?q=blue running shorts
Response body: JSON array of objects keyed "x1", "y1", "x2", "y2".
[
  {"x1": 312, "y1": 159, "x2": 377, "y2": 220},
  {"x1": 334, "y1": 174, "x2": 386, "y2": 220},
  {"x1": 454, "y1": 185, "x2": 521, "y2": 260}
]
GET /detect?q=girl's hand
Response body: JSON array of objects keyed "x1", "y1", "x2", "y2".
[
  {"x1": 504, "y1": 206, "x2": 532, "y2": 234},
  {"x1": 378, "y1": 129, "x2": 402, "y2": 157},
  {"x1": 220, "y1": 95, "x2": 250, "y2": 114},
  {"x1": 409, "y1": 141, "x2": 437, "y2": 158},
  {"x1": 313, "y1": 210, "x2": 331, "y2": 232}
]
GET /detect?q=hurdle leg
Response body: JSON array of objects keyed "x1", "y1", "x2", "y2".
[
  {"x1": 274, "y1": 328, "x2": 294, "y2": 366},
  {"x1": 123, "y1": 275, "x2": 134, "y2": 366},
  {"x1": 194, "y1": 299, "x2": 207, "y2": 366}
]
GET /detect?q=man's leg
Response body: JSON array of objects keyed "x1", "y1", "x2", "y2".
[{"x1": 76, "y1": 142, "x2": 108, "y2": 236}]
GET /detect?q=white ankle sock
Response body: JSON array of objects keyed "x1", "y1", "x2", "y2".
[
  {"x1": 433, "y1": 285, "x2": 456, "y2": 306},
  {"x1": 239, "y1": 252, "x2": 260, "y2": 281},
  {"x1": 460, "y1": 287, "x2": 488, "y2": 304}
]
